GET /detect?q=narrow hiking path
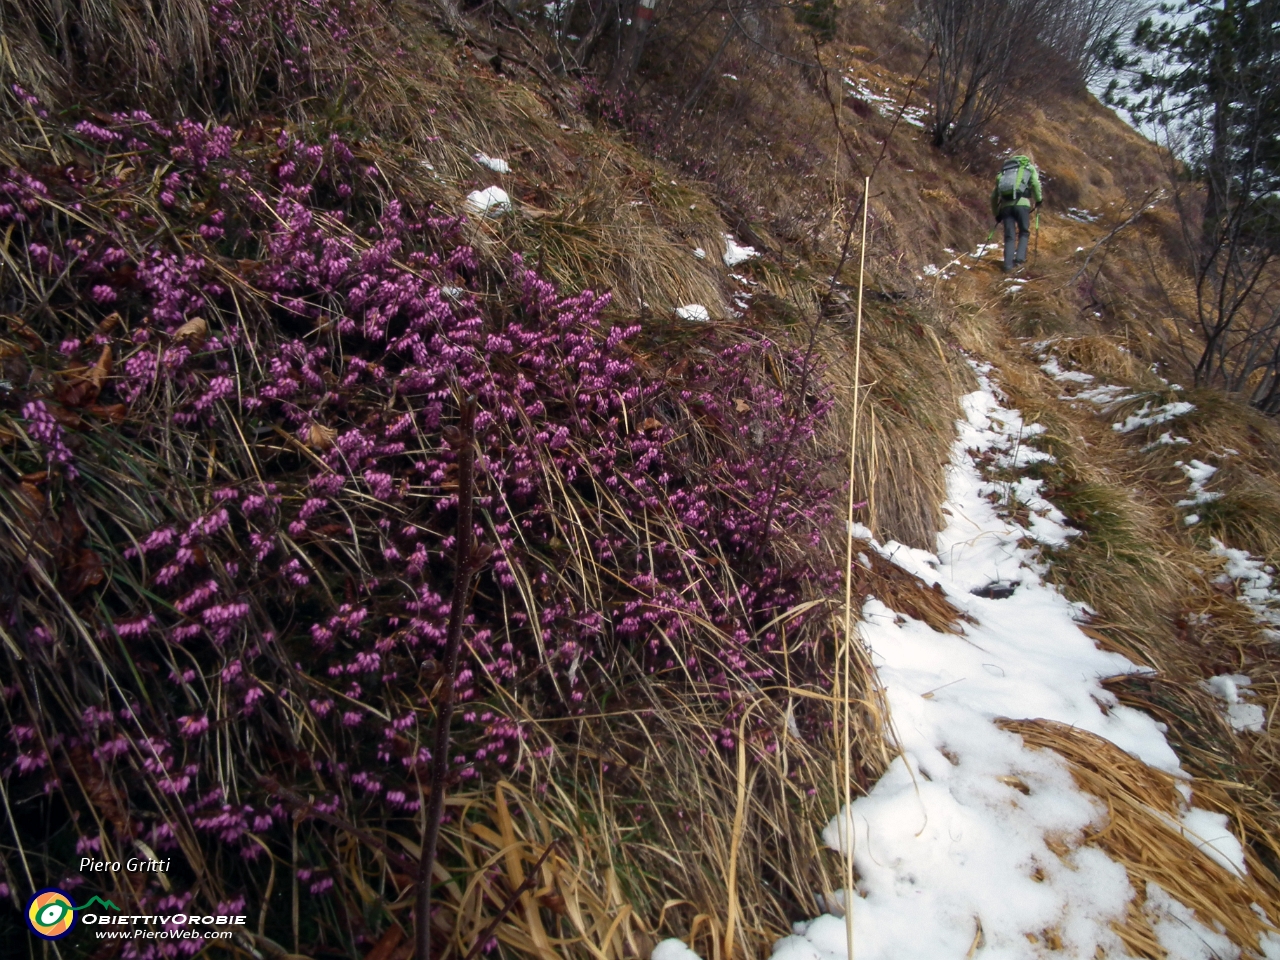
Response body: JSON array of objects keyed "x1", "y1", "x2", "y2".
[{"x1": 762, "y1": 361, "x2": 1280, "y2": 960}]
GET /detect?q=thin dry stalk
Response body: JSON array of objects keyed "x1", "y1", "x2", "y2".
[{"x1": 836, "y1": 177, "x2": 871, "y2": 960}]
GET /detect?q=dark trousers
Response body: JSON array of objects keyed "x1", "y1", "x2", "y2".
[{"x1": 1000, "y1": 205, "x2": 1031, "y2": 271}]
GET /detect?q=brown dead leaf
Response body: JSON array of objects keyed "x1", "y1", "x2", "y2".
[
  {"x1": 45, "y1": 403, "x2": 83, "y2": 429},
  {"x1": 67, "y1": 744, "x2": 130, "y2": 832},
  {"x1": 14, "y1": 482, "x2": 45, "y2": 521},
  {"x1": 734, "y1": 398, "x2": 750, "y2": 413},
  {"x1": 87, "y1": 404, "x2": 127, "y2": 425},
  {"x1": 641, "y1": 417, "x2": 661, "y2": 431},
  {"x1": 307, "y1": 422, "x2": 337, "y2": 450},
  {"x1": 173, "y1": 317, "x2": 208, "y2": 348},
  {"x1": 95, "y1": 312, "x2": 122, "y2": 336},
  {"x1": 362, "y1": 926, "x2": 404, "y2": 960},
  {"x1": 89, "y1": 345, "x2": 112, "y2": 393},
  {"x1": 538, "y1": 891, "x2": 567, "y2": 915},
  {"x1": 62, "y1": 547, "x2": 105, "y2": 596},
  {"x1": 57, "y1": 347, "x2": 111, "y2": 408},
  {"x1": 5, "y1": 318, "x2": 43, "y2": 349}
]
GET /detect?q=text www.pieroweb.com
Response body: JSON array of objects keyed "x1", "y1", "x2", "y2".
[
  {"x1": 96, "y1": 929, "x2": 234, "y2": 940},
  {"x1": 84, "y1": 913, "x2": 246, "y2": 940}
]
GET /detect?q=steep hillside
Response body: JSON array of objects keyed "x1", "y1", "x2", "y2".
[{"x1": 1, "y1": 1, "x2": 1278, "y2": 959}]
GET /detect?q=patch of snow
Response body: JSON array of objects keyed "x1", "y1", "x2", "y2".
[
  {"x1": 1175, "y1": 459, "x2": 1222, "y2": 507},
  {"x1": 464, "y1": 186, "x2": 511, "y2": 217},
  {"x1": 1066, "y1": 208, "x2": 1100, "y2": 223},
  {"x1": 1211, "y1": 539, "x2": 1280, "y2": 639},
  {"x1": 473, "y1": 153, "x2": 511, "y2": 174},
  {"x1": 1041, "y1": 356, "x2": 1095, "y2": 384},
  {"x1": 1113, "y1": 400, "x2": 1196, "y2": 434},
  {"x1": 722, "y1": 234, "x2": 759, "y2": 267},
  {"x1": 922, "y1": 263, "x2": 940, "y2": 276},
  {"x1": 1144, "y1": 883, "x2": 1243, "y2": 959},
  {"x1": 1073, "y1": 384, "x2": 1139, "y2": 407},
  {"x1": 692, "y1": 247, "x2": 706, "y2": 259},
  {"x1": 770, "y1": 362, "x2": 1249, "y2": 960},
  {"x1": 1143, "y1": 432, "x2": 1191, "y2": 450},
  {"x1": 675, "y1": 304, "x2": 710, "y2": 322},
  {"x1": 652, "y1": 940, "x2": 703, "y2": 960},
  {"x1": 848, "y1": 520, "x2": 874, "y2": 541},
  {"x1": 1177, "y1": 807, "x2": 1248, "y2": 875},
  {"x1": 842, "y1": 76, "x2": 931, "y2": 128},
  {"x1": 1202, "y1": 674, "x2": 1266, "y2": 734}
]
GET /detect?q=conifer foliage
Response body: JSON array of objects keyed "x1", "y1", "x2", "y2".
[{"x1": 1128, "y1": 0, "x2": 1280, "y2": 410}]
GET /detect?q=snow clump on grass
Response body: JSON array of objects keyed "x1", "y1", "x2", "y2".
[{"x1": 464, "y1": 186, "x2": 511, "y2": 216}]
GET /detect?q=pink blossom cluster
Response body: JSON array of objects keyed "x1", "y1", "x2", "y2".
[{"x1": 0, "y1": 105, "x2": 839, "y2": 936}]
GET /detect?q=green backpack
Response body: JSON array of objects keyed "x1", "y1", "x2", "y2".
[{"x1": 996, "y1": 156, "x2": 1033, "y2": 203}]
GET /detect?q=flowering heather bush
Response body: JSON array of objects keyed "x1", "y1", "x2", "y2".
[{"x1": 0, "y1": 112, "x2": 838, "y2": 954}]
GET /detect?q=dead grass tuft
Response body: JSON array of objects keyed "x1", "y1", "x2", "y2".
[
  {"x1": 1001, "y1": 718, "x2": 1280, "y2": 957},
  {"x1": 821, "y1": 296, "x2": 973, "y2": 550}
]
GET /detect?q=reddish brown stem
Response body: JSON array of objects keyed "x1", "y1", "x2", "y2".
[
  {"x1": 460, "y1": 840, "x2": 560, "y2": 960},
  {"x1": 416, "y1": 395, "x2": 479, "y2": 960}
]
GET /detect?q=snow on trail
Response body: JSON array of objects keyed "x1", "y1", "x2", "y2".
[{"x1": 766, "y1": 363, "x2": 1261, "y2": 960}]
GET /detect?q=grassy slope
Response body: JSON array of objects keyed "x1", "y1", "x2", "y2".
[
  {"x1": 1, "y1": 0, "x2": 1278, "y2": 956},
  {"x1": 541, "y1": 2, "x2": 1280, "y2": 950}
]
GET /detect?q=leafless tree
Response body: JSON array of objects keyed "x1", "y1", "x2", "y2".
[{"x1": 918, "y1": 0, "x2": 1147, "y2": 151}]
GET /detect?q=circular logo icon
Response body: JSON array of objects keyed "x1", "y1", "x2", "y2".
[{"x1": 26, "y1": 888, "x2": 77, "y2": 940}]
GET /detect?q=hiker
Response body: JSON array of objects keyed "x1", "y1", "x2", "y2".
[{"x1": 990, "y1": 152, "x2": 1042, "y2": 273}]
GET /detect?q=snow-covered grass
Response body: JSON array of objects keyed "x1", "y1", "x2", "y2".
[
  {"x1": 722, "y1": 233, "x2": 758, "y2": 267},
  {"x1": 1114, "y1": 399, "x2": 1197, "y2": 434},
  {"x1": 842, "y1": 76, "x2": 930, "y2": 129},
  {"x1": 768, "y1": 364, "x2": 1278, "y2": 960},
  {"x1": 464, "y1": 185, "x2": 512, "y2": 216},
  {"x1": 1211, "y1": 539, "x2": 1280, "y2": 641},
  {"x1": 1202, "y1": 675, "x2": 1267, "y2": 734},
  {"x1": 1041, "y1": 356, "x2": 1094, "y2": 383},
  {"x1": 1176, "y1": 459, "x2": 1223, "y2": 510},
  {"x1": 1065, "y1": 207, "x2": 1100, "y2": 223},
  {"x1": 473, "y1": 152, "x2": 511, "y2": 173},
  {"x1": 676, "y1": 304, "x2": 710, "y2": 322}
]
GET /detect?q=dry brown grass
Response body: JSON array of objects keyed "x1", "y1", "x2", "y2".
[
  {"x1": 1002, "y1": 719, "x2": 1280, "y2": 957},
  {"x1": 820, "y1": 297, "x2": 973, "y2": 549},
  {"x1": 10, "y1": 0, "x2": 1280, "y2": 955}
]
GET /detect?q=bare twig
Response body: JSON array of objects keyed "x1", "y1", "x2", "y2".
[
  {"x1": 262, "y1": 778, "x2": 418, "y2": 875},
  {"x1": 417, "y1": 394, "x2": 481, "y2": 960},
  {"x1": 1064, "y1": 189, "x2": 1163, "y2": 290},
  {"x1": 460, "y1": 839, "x2": 561, "y2": 960}
]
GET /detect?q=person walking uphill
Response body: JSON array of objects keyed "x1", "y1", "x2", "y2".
[{"x1": 990, "y1": 152, "x2": 1042, "y2": 273}]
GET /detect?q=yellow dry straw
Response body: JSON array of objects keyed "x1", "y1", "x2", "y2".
[
  {"x1": 837, "y1": 177, "x2": 871, "y2": 960},
  {"x1": 999, "y1": 718, "x2": 1280, "y2": 955}
]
